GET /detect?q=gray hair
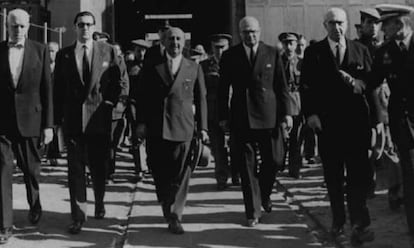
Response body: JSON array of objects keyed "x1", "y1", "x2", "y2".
[
  {"x1": 323, "y1": 7, "x2": 347, "y2": 24},
  {"x1": 239, "y1": 16, "x2": 260, "y2": 31},
  {"x1": 7, "y1": 8, "x2": 30, "y2": 24}
]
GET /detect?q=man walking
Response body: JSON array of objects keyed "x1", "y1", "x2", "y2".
[
  {"x1": 54, "y1": 11, "x2": 128, "y2": 234},
  {"x1": 0, "y1": 8, "x2": 53, "y2": 244},
  {"x1": 135, "y1": 27, "x2": 208, "y2": 234},
  {"x1": 219, "y1": 16, "x2": 292, "y2": 227},
  {"x1": 300, "y1": 8, "x2": 374, "y2": 246}
]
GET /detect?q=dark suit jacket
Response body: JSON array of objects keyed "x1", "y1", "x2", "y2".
[
  {"x1": 136, "y1": 56, "x2": 207, "y2": 142},
  {"x1": 369, "y1": 36, "x2": 414, "y2": 140},
  {"x1": 219, "y1": 42, "x2": 292, "y2": 130},
  {"x1": 54, "y1": 41, "x2": 129, "y2": 136},
  {"x1": 0, "y1": 39, "x2": 53, "y2": 137},
  {"x1": 300, "y1": 38, "x2": 372, "y2": 145},
  {"x1": 143, "y1": 44, "x2": 164, "y2": 70}
]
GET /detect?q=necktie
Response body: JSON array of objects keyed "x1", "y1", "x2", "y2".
[
  {"x1": 82, "y1": 45, "x2": 90, "y2": 85},
  {"x1": 250, "y1": 46, "x2": 256, "y2": 66},
  {"x1": 399, "y1": 41, "x2": 407, "y2": 53},
  {"x1": 335, "y1": 44, "x2": 341, "y2": 66}
]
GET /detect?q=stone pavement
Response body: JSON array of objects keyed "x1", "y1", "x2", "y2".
[
  {"x1": 3, "y1": 147, "x2": 411, "y2": 247},
  {"x1": 3, "y1": 148, "x2": 323, "y2": 248}
]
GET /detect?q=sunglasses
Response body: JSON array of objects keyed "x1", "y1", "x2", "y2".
[{"x1": 77, "y1": 22, "x2": 94, "y2": 28}]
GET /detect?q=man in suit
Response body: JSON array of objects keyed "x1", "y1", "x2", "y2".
[
  {"x1": 201, "y1": 33, "x2": 232, "y2": 190},
  {"x1": 135, "y1": 27, "x2": 208, "y2": 234},
  {"x1": 54, "y1": 11, "x2": 129, "y2": 234},
  {"x1": 219, "y1": 16, "x2": 292, "y2": 227},
  {"x1": 300, "y1": 8, "x2": 374, "y2": 245},
  {"x1": 0, "y1": 9, "x2": 53, "y2": 244},
  {"x1": 369, "y1": 4, "x2": 414, "y2": 247}
]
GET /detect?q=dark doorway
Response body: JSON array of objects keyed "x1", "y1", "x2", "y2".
[{"x1": 114, "y1": 0, "x2": 232, "y2": 53}]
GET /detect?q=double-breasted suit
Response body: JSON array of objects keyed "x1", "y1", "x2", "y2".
[
  {"x1": 219, "y1": 41, "x2": 292, "y2": 220},
  {"x1": 0, "y1": 39, "x2": 53, "y2": 229},
  {"x1": 136, "y1": 55, "x2": 207, "y2": 221},
  {"x1": 54, "y1": 40, "x2": 128, "y2": 222},
  {"x1": 369, "y1": 36, "x2": 414, "y2": 237},
  {"x1": 301, "y1": 38, "x2": 372, "y2": 229}
]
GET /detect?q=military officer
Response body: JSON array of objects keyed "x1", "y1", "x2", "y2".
[
  {"x1": 356, "y1": 8, "x2": 382, "y2": 58},
  {"x1": 370, "y1": 4, "x2": 414, "y2": 247},
  {"x1": 201, "y1": 34, "x2": 232, "y2": 190},
  {"x1": 279, "y1": 32, "x2": 303, "y2": 178}
]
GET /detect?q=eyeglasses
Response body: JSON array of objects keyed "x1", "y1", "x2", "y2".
[{"x1": 77, "y1": 22, "x2": 94, "y2": 28}]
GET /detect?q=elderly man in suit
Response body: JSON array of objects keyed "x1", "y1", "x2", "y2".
[
  {"x1": 54, "y1": 11, "x2": 129, "y2": 234},
  {"x1": 369, "y1": 4, "x2": 414, "y2": 247},
  {"x1": 0, "y1": 8, "x2": 53, "y2": 244},
  {"x1": 219, "y1": 16, "x2": 292, "y2": 227},
  {"x1": 135, "y1": 27, "x2": 208, "y2": 234},
  {"x1": 300, "y1": 8, "x2": 374, "y2": 246}
]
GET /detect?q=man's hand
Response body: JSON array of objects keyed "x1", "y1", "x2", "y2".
[
  {"x1": 42, "y1": 128, "x2": 54, "y2": 145},
  {"x1": 307, "y1": 115, "x2": 322, "y2": 132},
  {"x1": 135, "y1": 123, "x2": 146, "y2": 141},
  {"x1": 338, "y1": 69, "x2": 354, "y2": 86},
  {"x1": 352, "y1": 79, "x2": 366, "y2": 94},
  {"x1": 219, "y1": 120, "x2": 229, "y2": 133},
  {"x1": 376, "y1": 122, "x2": 385, "y2": 138},
  {"x1": 283, "y1": 115, "x2": 293, "y2": 132},
  {"x1": 200, "y1": 130, "x2": 209, "y2": 144}
]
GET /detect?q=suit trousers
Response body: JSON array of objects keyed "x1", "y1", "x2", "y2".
[
  {"x1": 285, "y1": 116, "x2": 303, "y2": 177},
  {"x1": 393, "y1": 117, "x2": 414, "y2": 237},
  {"x1": 208, "y1": 122, "x2": 229, "y2": 184},
  {"x1": 0, "y1": 135, "x2": 42, "y2": 229},
  {"x1": 146, "y1": 137, "x2": 191, "y2": 221},
  {"x1": 66, "y1": 134, "x2": 110, "y2": 222},
  {"x1": 231, "y1": 128, "x2": 281, "y2": 219},
  {"x1": 107, "y1": 118, "x2": 126, "y2": 178},
  {"x1": 318, "y1": 124, "x2": 371, "y2": 228}
]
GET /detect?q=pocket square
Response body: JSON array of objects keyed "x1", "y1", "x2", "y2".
[
  {"x1": 266, "y1": 63, "x2": 272, "y2": 68},
  {"x1": 356, "y1": 65, "x2": 364, "y2": 70},
  {"x1": 102, "y1": 61, "x2": 109, "y2": 68}
]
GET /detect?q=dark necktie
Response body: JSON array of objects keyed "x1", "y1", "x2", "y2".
[
  {"x1": 399, "y1": 41, "x2": 407, "y2": 53},
  {"x1": 82, "y1": 45, "x2": 90, "y2": 85},
  {"x1": 250, "y1": 46, "x2": 256, "y2": 66},
  {"x1": 335, "y1": 44, "x2": 341, "y2": 66}
]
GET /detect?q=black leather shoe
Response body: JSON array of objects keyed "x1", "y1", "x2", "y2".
[
  {"x1": 232, "y1": 177, "x2": 240, "y2": 186},
  {"x1": 262, "y1": 199, "x2": 272, "y2": 213},
  {"x1": 350, "y1": 225, "x2": 374, "y2": 246},
  {"x1": 217, "y1": 182, "x2": 228, "y2": 191},
  {"x1": 28, "y1": 208, "x2": 42, "y2": 225},
  {"x1": 389, "y1": 197, "x2": 403, "y2": 211},
  {"x1": 68, "y1": 221, "x2": 83, "y2": 234},
  {"x1": 0, "y1": 227, "x2": 12, "y2": 244},
  {"x1": 330, "y1": 225, "x2": 346, "y2": 240},
  {"x1": 168, "y1": 219, "x2": 184, "y2": 234},
  {"x1": 94, "y1": 206, "x2": 106, "y2": 219}
]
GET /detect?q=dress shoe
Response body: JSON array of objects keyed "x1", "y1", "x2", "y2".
[
  {"x1": 94, "y1": 206, "x2": 106, "y2": 219},
  {"x1": 389, "y1": 197, "x2": 403, "y2": 211},
  {"x1": 28, "y1": 208, "x2": 42, "y2": 225},
  {"x1": 262, "y1": 199, "x2": 272, "y2": 213},
  {"x1": 168, "y1": 219, "x2": 184, "y2": 234},
  {"x1": 246, "y1": 218, "x2": 259, "y2": 227},
  {"x1": 330, "y1": 225, "x2": 346, "y2": 240},
  {"x1": 217, "y1": 182, "x2": 228, "y2": 191},
  {"x1": 232, "y1": 178, "x2": 240, "y2": 186},
  {"x1": 68, "y1": 221, "x2": 83, "y2": 234},
  {"x1": 350, "y1": 225, "x2": 374, "y2": 246},
  {"x1": 0, "y1": 227, "x2": 12, "y2": 244}
]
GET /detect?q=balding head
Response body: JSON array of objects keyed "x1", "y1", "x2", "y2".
[
  {"x1": 165, "y1": 27, "x2": 186, "y2": 57},
  {"x1": 324, "y1": 8, "x2": 348, "y2": 42},
  {"x1": 239, "y1": 16, "x2": 261, "y2": 47},
  {"x1": 7, "y1": 8, "x2": 30, "y2": 43}
]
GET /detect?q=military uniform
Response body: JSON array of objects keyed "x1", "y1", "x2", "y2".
[{"x1": 201, "y1": 56, "x2": 230, "y2": 186}]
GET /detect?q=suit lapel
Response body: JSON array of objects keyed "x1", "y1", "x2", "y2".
[
  {"x1": 67, "y1": 43, "x2": 83, "y2": 85},
  {"x1": 155, "y1": 59, "x2": 174, "y2": 87},
  {"x1": 252, "y1": 42, "x2": 265, "y2": 75},
  {"x1": 89, "y1": 41, "x2": 103, "y2": 89},
  {"x1": 322, "y1": 38, "x2": 340, "y2": 70},
  {"x1": 169, "y1": 57, "x2": 188, "y2": 95},
  {"x1": 15, "y1": 39, "x2": 33, "y2": 90}
]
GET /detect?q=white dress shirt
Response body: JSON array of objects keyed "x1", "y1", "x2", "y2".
[
  {"x1": 75, "y1": 40, "x2": 93, "y2": 81},
  {"x1": 166, "y1": 52, "x2": 183, "y2": 76},
  {"x1": 8, "y1": 38, "x2": 25, "y2": 87},
  {"x1": 328, "y1": 37, "x2": 346, "y2": 65}
]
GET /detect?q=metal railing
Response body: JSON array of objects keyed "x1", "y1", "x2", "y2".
[{"x1": 0, "y1": 8, "x2": 65, "y2": 47}]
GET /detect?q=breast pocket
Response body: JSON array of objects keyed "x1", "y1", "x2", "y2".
[{"x1": 182, "y1": 79, "x2": 194, "y2": 99}]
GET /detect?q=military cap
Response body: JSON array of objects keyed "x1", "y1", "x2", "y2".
[
  {"x1": 131, "y1": 39, "x2": 150, "y2": 48},
  {"x1": 360, "y1": 8, "x2": 381, "y2": 21},
  {"x1": 210, "y1": 33, "x2": 232, "y2": 42},
  {"x1": 375, "y1": 4, "x2": 414, "y2": 22},
  {"x1": 278, "y1": 32, "x2": 298, "y2": 42}
]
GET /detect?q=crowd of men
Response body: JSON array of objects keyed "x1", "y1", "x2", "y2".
[{"x1": 1, "y1": 3, "x2": 414, "y2": 247}]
